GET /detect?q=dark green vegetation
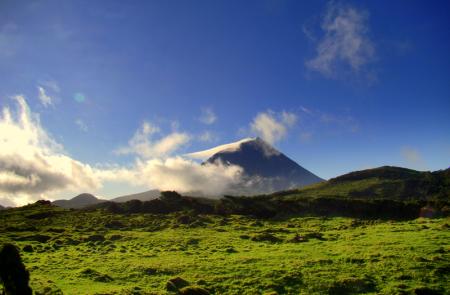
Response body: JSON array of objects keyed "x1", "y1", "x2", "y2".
[
  {"x1": 0, "y1": 243, "x2": 32, "y2": 294},
  {"x1": 287, "y1": 166, "x2": 450, "y2": 201},
  {"x1": 91, "y1": 167, "x2": 450, "y2": 220},
  {"x1": 0, "y1": 166, "x2": 449, "y2": 294}
]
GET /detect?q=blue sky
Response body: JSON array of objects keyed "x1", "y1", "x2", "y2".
[{"x1": 0, "y1": 0, "x2": 449, "y2": 205}]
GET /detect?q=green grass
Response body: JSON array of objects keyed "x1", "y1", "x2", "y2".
[{"x1": 1, "y1": 203, "x2": 449, "y2": 294}]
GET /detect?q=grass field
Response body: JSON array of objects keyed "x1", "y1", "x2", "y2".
[{"x1": 0, "y1": 202, "x2": 449, "y2": 294}]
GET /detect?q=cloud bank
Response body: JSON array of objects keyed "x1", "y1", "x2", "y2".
[
  {"x1": 306, "y1": 2, "x2": 375, "y2": 78},
  {"x1": 0, "y1": 96, "x2": 244, "y2": 206},
  {"x1": 0, "y1": 96, "x2": 105, "y2": 205},
  {"x1": 136, "y1": 157, "x2": 242, "y2": 196}
]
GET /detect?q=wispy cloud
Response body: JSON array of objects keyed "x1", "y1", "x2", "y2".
[
  {"x1": 296, "y1": 106, "x2": 359, "y2": 142},
  {"x1": 401, "y1": 146, "x2": 426, "y2": 170},
  {"x1": 305, "y1": 2, "x2": 375, "y2": 78},
  {"x1": 75, "y1": 119, "x2": 88, "y2": 132},
  {"x1": 115, "y1": 121, "x2": 190, "y2": 159},
  {"x1": 198, "y1": 131, "x2": 218, "y2": 143},
  {"x1": 199, "y1": 107, "x2": 217, "y2": 125},
  {"x1": 40, "y1": 80, "x2": 60, "y2": 93},
  {"x1": 37, "y1": 86, "x2": 53, "y2": 107},
  {"x1": 250, "y1": 111, "x2": 297, "y2": 144}
]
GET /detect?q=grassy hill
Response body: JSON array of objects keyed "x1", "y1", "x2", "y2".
[
  {"x1": 0, "y1": 201, "x2": 449, "y2": 294},
  {"x1": 271, "y1": 166, "x2": 450, "y2": 201},
  {"x1": 1, "y1": 166, "x2": 449, "y2": 294}
]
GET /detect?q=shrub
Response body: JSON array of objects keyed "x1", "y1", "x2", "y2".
[
  {"x1": 414, "y1": 287, "x2": 443, "y2": 295},
  {"x1": 0, "y1": 243, "x2": 33, "y2": 295}
]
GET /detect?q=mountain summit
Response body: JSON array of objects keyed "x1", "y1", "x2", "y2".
[
  {"x1": 52, "y1": 193, "x2": 105, "y2": 209},
  {"x1": 192, "y1": 137, "x2": 324, "y2": 194}
]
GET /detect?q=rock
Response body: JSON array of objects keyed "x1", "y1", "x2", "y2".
[
  {"x1": 179, "y1": 286, "x2": 210, "y2": 295},
  {"x1": 166, "y1": 277, "x2": 190, "y2": 291},
  {"x1": 290, "y1": 234, "x2": 308, "y2": 243},
  {"x1": 177, "y1": 215, "x2": 193, "y2": 225}
]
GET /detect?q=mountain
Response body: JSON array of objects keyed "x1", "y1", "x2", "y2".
[
  {"x1": 52, "y1": 193, "x2": 105, "y2": 209},
  {"x1": 274, "y1": 166, "x2": 450, "y2": 201},
  {"x1": 191, "y1": 137, "x2": 324, "y2": 194},
  {"x1": 0, "y1": 204, "x2": 4, "y2": 210},
  {"x1": 111, "y1": 189, "x2": 160, "y2": 203}
]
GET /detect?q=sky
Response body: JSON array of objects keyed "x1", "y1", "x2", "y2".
[{"x1": 0, "y1": 0, "x2": 449, "y2": 206}]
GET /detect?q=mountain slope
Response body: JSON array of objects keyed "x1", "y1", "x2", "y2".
[
  {"x1": 202, "y1": 137, "x2": 323, "y2": 194},
  {"x1": 111, "y1": 189, "x2": 160, "y2": 203},
  {"x1": 273, "y1": 166, "x2": 450, "y2": 201},
  {"x1": 52, "y1": 193, "x2": 105, "y2": 209}
]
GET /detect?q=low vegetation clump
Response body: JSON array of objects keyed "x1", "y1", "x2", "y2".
[{"x1": 0, "y1": 200, "x2": 448, "y2": 294}]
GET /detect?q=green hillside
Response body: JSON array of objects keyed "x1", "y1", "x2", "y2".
[
  {"x1": 270, "y1": 166, "x2": 450, "y2": 201},
  {"x1": 0, "y1": 201, "x2": 449, "y2": 294},
  {"x1": 1, "y1": 166, "x2": 449, "y2": 294}
]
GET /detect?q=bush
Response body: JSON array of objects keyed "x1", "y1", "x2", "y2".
[
  {"x1": 414, "y1": 287, "x2": 443, "y2": 295},
  {"x1": 0, "y1": 243, "x2": 32, "y2": 294}
]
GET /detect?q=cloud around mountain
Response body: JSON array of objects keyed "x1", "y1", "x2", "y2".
[{"x1": 0, "y1": 96, "x2": 244, "y2": 206}]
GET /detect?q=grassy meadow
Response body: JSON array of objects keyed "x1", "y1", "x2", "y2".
[{"x1": 0, "y1": 202, "x2": 449, "y2": 294}]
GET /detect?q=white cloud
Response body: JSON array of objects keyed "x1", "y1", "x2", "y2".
[
  {"x1": 0, "y1": 96, "x2": 107, "y2": 205},
  {"x1": 0, "y1": 96, "x2": 247, "y2": 206},
  {"x1": 306, "y1": 2, "x2": 375, "y2": 78},
  {"x1": 115, "y1": 121, "x2": 190, "y2": 159},
  {"x1": 75, "y1": 119, "x2": 88, "y2": 132},
  {"x1": 38, "y1": 86, "x2": 53, "y2": 107},
  {"x1": 281, "y1": 111, "x2": 298, "y2": 127},
  {"x1": 199, "y1": 107, "x2": 217, "y2": 125},
  {"x1": 135, "y1": 157, "x2": 243, "y2": 196},
  {"x1": 40, "y1": 80, "x2": 60, "y2": 93},
  {"x1": 250, "y1": 111, "x2": 297, "y2": 144}
]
